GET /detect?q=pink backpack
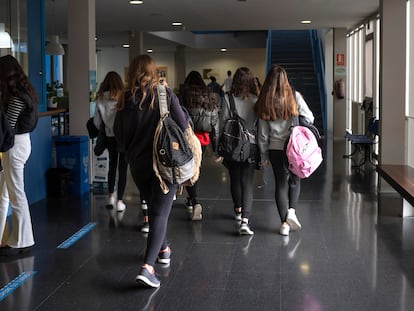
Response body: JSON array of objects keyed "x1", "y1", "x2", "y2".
[{"x1": 285, "y1": 125, "x2": 323, "y2": 178}]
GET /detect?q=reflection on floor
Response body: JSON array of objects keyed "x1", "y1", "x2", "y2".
[{"x1": 1, "y1": 140, "x2": 414, "y2": 311}]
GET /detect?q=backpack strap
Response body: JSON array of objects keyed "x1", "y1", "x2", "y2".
[
  {"x1": 157, "y1": 84, "x2": 169, "y2": 118},
  {"x1": 227, "y1": 93, "x2": 237, "y2": 118}
]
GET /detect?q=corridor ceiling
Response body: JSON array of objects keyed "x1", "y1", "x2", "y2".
[{"x1": 45, "y1": 0, "x2": 379, "y2": 48}]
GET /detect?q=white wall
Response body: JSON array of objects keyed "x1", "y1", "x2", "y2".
[
  {"x1": 324, "y1": 30, "x2": 334, "y2": 138},
  {"x1": 333, "y1": 28, "x2": 347, "y2": 140},
  {"x1": 96, "y1": 47, "x2": 129, "y2": 85},
  {"x1": 185, "y1": 48, "x2": 266, "y2": 88},
  {"x1": 96, "y1": 47, "x2": 266, "y2": 92}
]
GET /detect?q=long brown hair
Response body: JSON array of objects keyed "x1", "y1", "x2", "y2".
[
  {"x1": 0, "y1": 55, "x2": 38, "y2": 110},
  {"x1": 116, "y1": 54, "x2": 159, "y2": 110},
  {"x1": 181, "y1": 70, "x2": 219, "y2": 110},
  {"x1": 96, "y1": 71, "x2": 123, "y2": 101},
  {"x1": 230, "y1": 67, "x2": 260, "y2": 99},
  {"x1": 255, "y1": 64, "x2": 298, "y2": 121}
]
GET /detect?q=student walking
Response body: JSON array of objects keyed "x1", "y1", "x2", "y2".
[
  {"x1": 93, "y1": 71, "x2": 128, "y2": 212},
  {"x1": 114, "y1": 54, "x2": 189, "y2": 288},
  {"x1": 219, "y1": 67, "x2": 260, "y2": 235},
  {"x1": 180, "y1": 71, "x2": 220, "y2": 220},
  {"x1": 0, "y1": 55, "x2": 38, "y2": 256},
  {"x1": 221, "y1": 70, "x2": 233, "y2": 93},
  {"x1": 255, "y1": 64, "x2": 314, "y2": 236}
]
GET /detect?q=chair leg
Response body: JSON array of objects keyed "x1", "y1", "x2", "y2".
[{"x1": 343, "y1": 144, "x2": 358, "y2": 158}]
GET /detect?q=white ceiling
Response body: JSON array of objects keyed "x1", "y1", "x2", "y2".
[{"x1": 45, "y1": 0, "x2": 379, "y2": 48}]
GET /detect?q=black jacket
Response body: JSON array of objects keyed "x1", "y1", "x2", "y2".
[
  {"x1": 114, "y1": 86, "x2": 188, "y2": 172},
  {"x1": 0, "y1": 111, "x2": 14, "y2": 152},
  {"x1": 14, "y1": 89, "x2": 38, "y2": 134}
]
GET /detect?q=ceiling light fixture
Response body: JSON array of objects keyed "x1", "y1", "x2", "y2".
[
  {"x1": 123, "y1": 44, "x2": 130, "y2": 48},
  {"x1": 129, "y1": 0, "x2": 144, "y2": 4},
  {"x1": 301, "y1": 20, "x2": 312, "y2": 24},
  {"x1": 45, "y1": 35, "x2": 65, "y2": 55},
  {"x1": 220, "y1": 48, "x2": 227, "y2": 52},
  {"x1": 0, "y1": 23, "x2": 12, "y2": 48},
  {"x1": 147, "y1": 49, "x2": 153, "y2": 53},
  {"x1": 172, "y1": 22, "x2": 183, "y2": 26}
]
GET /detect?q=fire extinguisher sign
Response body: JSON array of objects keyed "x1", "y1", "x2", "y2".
[{"x1": 336, "y1": 53, "x2": 345, "y2": 66}]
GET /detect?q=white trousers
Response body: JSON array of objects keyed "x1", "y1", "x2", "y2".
[{"x1": 0, "y1": 133, "x2": 34, "y2": 248}]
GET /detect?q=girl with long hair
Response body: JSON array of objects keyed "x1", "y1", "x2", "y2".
[
  {"x1": 114, "y1": 54, "x2": 189, "y2": 288},
  {"x1": 93, "y1": 71, "x2": 127, "y2": 212},
  {"x1": 180, "y1": 70, "x2": 220, "y2": 220},
  {"x1": 0, "y1": 55, "x2": 38, "y2": 256},
  {"x1": 220, "y1": 67, "x2": 260, "y2": 235},
  {"x1": 256, "y1": 64, "x2": 314, "y2": 236}
]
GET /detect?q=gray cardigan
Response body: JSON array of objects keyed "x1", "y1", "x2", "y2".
[{"x1": 258, "y1": 91, "x2": 314, "y2": 160}]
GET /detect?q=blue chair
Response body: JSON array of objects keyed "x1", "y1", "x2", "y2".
[{"x1": 343, "y1": 118, "x2": 379, "y2": 167}]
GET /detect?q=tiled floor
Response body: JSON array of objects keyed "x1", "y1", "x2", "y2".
[{"x1": 1, "y1": 140, "x2": 414, "y2": 311}]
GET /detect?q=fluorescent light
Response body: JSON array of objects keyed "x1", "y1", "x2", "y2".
[
  {"x1": 45, "y1": 35, "x2": 65, "y2": 55},
  {"x1": 172, "y1": 22, "x2": 183, "y2": 26},
  {"x1": 301, "y1": 20, "x2": 312, "y2": 24},
  {"x1": 0, "y1": 23, "x2": 12, "y2": 48},
  {"x1": 147, "y1": 49, "x2": 153, "y2": 53},
  {"x1": 129, "y1": 0, "x2": 143, "y2": 4},
  {"x1": 220, "y1": 48, "x2": 227, "y2": 52},
  {"x1": 122, "y1": 44, "x2": 130, "y2": 48}
]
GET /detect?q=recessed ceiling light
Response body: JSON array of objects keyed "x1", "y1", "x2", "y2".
[
  {"x1": 123, "y1": 44, "x2": 130, "y2": 48},
  {"x1": 220, "y1": 48, "x2": 227, "y2": 52},
  {"x1": 147, "y1": 49, "x2": 153, "y2": 53},
  {"x1": 129, "y1": 0, "x2": 143, "y2": 4},
  {"x1": 172, "y1": 22, "x2": 183, "y2": 26},
  {"x1": 301, "y1": 20, "x2": 312, "y2": 24}
]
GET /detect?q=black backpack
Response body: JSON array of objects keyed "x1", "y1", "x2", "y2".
[
  {"x1": 153, "y1": 84, "x2": 195, "y2": 192},
  {"x1": 217, "y1": 94, "x2": 252, "y2": 162}
]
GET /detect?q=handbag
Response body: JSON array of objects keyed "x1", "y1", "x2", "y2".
[{"x1": 94, "y1": 122, "x2": 107, "y2": 156}]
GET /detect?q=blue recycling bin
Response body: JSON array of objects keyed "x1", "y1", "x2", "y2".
[{"x1": 55, "y1": 136, "x2": 89, "y2": 195}]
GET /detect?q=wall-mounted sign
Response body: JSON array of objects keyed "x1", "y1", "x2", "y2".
[{"x1": 336, "y1": 53, "x2": 345, "y2": 66}]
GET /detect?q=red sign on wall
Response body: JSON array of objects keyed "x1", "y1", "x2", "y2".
[{"x1": 336, "y1": 53, "x2": 345, "y2": 66}]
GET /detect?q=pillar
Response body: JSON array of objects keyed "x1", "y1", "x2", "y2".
[
  {"x1": 129, "y1": 31, "x2": 144, "y2": 62},
  {"x1": 67, "y1": 0, "x2": 96, "y2": 135},
  {"x1": 379, "y1": 0, "x2": 406, "y2": 165}
]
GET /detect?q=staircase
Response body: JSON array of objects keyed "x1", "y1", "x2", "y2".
[{"x1": 266, "y1": 30, "x2": 325, "y2": 137}]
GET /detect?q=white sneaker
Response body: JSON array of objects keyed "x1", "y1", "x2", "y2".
[
  {"x1": 116, "y1": 200, "x2": 126, "y2": 212},
  {"x1": 239, "y1": 222, "x2": 254, "y2": 235},
  {"x1": 280, "y1": 223, "x2": 290, "y2": 236},
  {"x1": 192, "y1": 203, "x2": 202, "y2": 221},
  {"x1": 286, "y1": 208, "x2": 302, "y2": 231}
]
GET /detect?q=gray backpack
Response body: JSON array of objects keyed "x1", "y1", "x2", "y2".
[{"x1": 153, "y1": 84, "x2": 195, "y2": 193}]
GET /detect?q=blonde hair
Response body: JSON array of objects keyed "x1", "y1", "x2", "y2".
[{"x1": 117, "y1": 54, "x2": 159, "y2": 110}]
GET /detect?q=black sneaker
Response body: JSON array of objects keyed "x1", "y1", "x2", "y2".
[
  {"x1": 157, "y1": 246, "x2": 171, "y2": 265},
  {"x1": 136, "y1": 266, "x2": 160, "y2": 288},
  {"x1": 184, "y1": 198, "x2": 193, "y2": 212}
]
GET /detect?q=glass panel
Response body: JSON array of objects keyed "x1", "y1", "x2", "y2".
[{"x1": 0, "y1": 0, "x2": 28, "y2": 72}]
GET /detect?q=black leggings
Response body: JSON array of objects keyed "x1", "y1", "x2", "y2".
[
  {"x1": 185, "y1": 145, "x2": 207, "y2": 205},
  {"x1": 268, "y1": 150, "x2": 300, "y2": 223},
  {"x1": 131, "y1": 168, "x2": 178, "y2": 266},
  {"x1": 106, "y1": 137, "x2": 128, "y2": 200},
  {"x1": 226, "y1": 161, "x2": 256, "y2": 219}
]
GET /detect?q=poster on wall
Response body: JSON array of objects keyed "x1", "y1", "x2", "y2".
[{"x1": 202, "y1": 68, "x2": 220, "y2": 80}]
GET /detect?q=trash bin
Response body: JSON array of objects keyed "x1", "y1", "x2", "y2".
[
  {"x1": 55, "y1": 136, "x2": 89, "y2": 195},
  {"x1": 46, "y1": 168, "x2": 71, "y2": 198}
]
